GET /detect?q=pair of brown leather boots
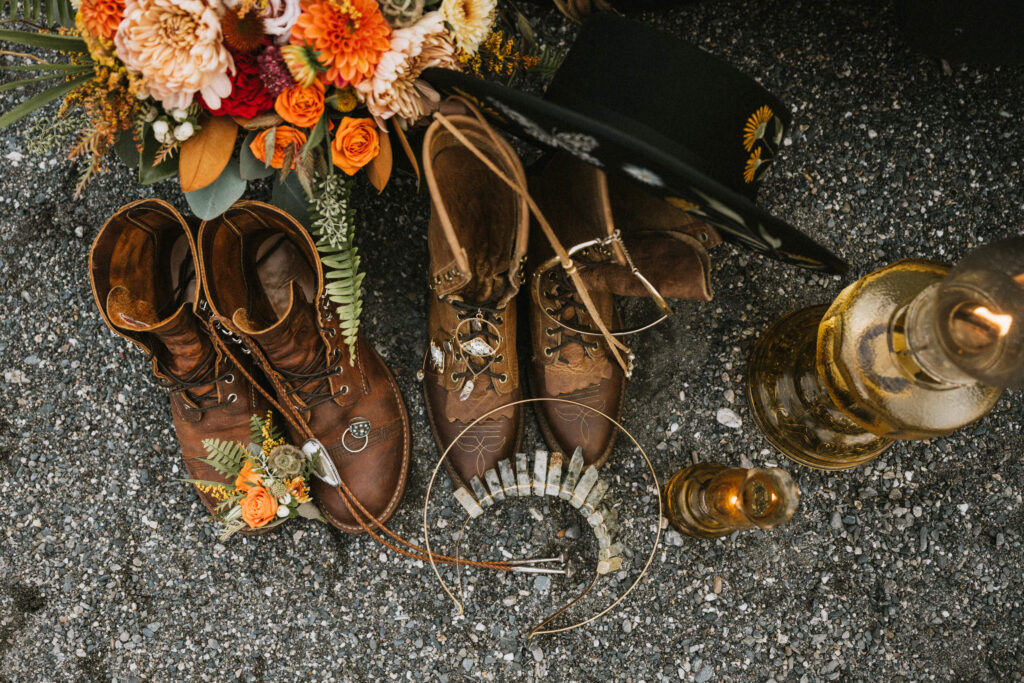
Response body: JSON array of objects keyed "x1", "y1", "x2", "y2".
[
  {"x1": 90, "y1": 200, "x2": 409, "y2": 534},
  {"x1": 420, "y1": 113, "x2": 718, "y2": 489}
]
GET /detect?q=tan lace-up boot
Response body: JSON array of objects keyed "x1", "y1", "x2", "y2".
[{"x1": 420, "y1": 115, "x2": 530, "y2": 489}]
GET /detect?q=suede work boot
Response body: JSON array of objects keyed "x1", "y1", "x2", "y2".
[
  {"x1": 198, "y1": 201, "x2": 410, "y2": 534},
  {"x1": 421, "y1": 115, "x2": 529, "y2": 489},
  {"x1": 89, "y1": 200, "x2": 274, "y2": 531},
  {"x1": 528, "y1": 154, "x2": 718, "y2": 467}
]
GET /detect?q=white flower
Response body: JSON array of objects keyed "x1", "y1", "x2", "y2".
[
  {"x1": 115, "y1": 0, "x2": 235, "y2": 110},
  {"x1": 151, "y1": 119, "x2": 170, "y2": 143},
  {"x1": 262, "y1": 0, "x2": 301, "y2": 45},
  {"x1": 170, "y1": 108, "x2": 188, "y2": 122},
  {"x1": 277, "y1": 493, "x2": 293, "y2": 506},
  {"x1": 439, "y1": 0, "x2": 496, "y2": 54},
  {"x1": 173, "y1": 122, "x2": 195, "y2": 141},
  {"x1": 276, "y1": 505, "x2": 290, "y2": 518},
  {"x1": 144, "y1": 106, "x2": 158, "y2": 122}
]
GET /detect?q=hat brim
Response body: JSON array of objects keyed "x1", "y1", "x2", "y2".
[{"x1": 421, "y1": 68, "x2": 848, "y2": 274}]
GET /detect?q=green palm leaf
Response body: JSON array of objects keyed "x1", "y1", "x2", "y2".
[
  {"x1": 0, "y1": 28, "x2": 87, "y2": 52},
  {"x1": 0, "y1": 72, "x2": 89, "y2": 129},
  {"x1": 0, "y1": 0, "x2": 75, "y2": 27}
]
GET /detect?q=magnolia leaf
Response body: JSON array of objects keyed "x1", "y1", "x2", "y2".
[
  {"x1": 184, "y1": 157, "x2": 247, "y2": 220},
  {"x1": 365, "y1": 129, "x2": 392, "y2": 193},
  {"x1": 113, "y1": 130, "x2": 140, "y2": 168},
  {"x1": 178, "y1": 115, "x2": 238, "y2": 193},
  {"x1": 0, "y1": 73, "x2": 89, "y2": 130},
  {"x1": 232, "y1": 112, "x2": 284, "y2": 130},
  {"x1": 239, "y1": 131, "x2": 275, "y2": 180},
  {"x1": 138, "y1": 128, "x2": 178, "y2": 185},
  {"x1": 271, "y1": 172, "x2": 311, "y2": 227}
]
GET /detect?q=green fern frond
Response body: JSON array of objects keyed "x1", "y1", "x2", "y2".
[
  {"x1": 200, "y1": 438, "x2": 248, "y2": 478},
  {"x1": 248, "y1": 414, "x2": 264, "y2": 445},
  {"x1": 310, "y1": 173, "x2": 362, "y2": 362}
]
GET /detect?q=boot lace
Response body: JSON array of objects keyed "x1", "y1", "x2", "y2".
[
  {"x1": 155, "y1": 360, "x2": 237, "y2": 412},
  {"x1": 277, "y1": 348, "x2": 350, "y2": 410},
  {"x1": 541, "y1": 269, "x2": 600, "y2": 362}
]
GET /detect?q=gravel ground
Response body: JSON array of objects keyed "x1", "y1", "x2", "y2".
[{"x1": 2, "y1": 1, "x2": 1023, "y2": 681}]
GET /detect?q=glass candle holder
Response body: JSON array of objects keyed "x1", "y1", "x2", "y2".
[
  {"x1": 664, "y1": 463, "x2": 800, "y2": 538},
  {"x1": 747, "y1": 236, "x2": 1024, "y2": 470}
]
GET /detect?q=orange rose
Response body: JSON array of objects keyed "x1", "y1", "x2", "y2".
[
  {"x1": 331, "y1": 117, "x2": 379, "y2": 175},
  {"x1": 250, "y1": 126, "x2": 308, "y2": 170},
  {"x1": 274, "y1": 82, "x2": 325, "y2": 128},
  {"x1": 234, "y1": 461, "x2": 261, "y2": 493},
  {"x1": 240, "y1": 486, "x2": 279, "y2": 528}
]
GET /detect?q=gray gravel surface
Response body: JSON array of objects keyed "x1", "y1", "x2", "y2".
[{"x1": 2, "y1": 1, "x2": 1023, "y2": 681}]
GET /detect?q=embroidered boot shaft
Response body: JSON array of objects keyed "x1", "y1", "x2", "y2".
[
  {"x1": 197, "y1": 201, "x2": 410, "y2": 533},
  {"x1": 89, "y1": 199, "x2": 274, "y2": 530}
]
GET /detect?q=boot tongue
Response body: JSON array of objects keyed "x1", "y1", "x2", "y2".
[
  {"x1": 233, "y1": 281, "x2": 322, "y2": 375},
  {"x1": 106, "y1": 286, "x2": 214, "y2": 380}
]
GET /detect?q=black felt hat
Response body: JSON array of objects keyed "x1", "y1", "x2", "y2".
[{"x1": 422, "y1": 14, "x2": 848, "y2": 274}]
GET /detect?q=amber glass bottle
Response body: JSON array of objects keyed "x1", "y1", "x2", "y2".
[{"x1": 748, "y1": 238, "x2": 1024, "y2": 470}]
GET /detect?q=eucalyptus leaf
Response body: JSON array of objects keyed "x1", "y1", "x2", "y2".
[
  {"x1": 239, "y1": 131, "x2": 275, "y2": 180},
  {"x1": 301, "y1": 116, "x2": 326, "y2": 163},
  {"x1": 271, "y1": 172, "x2": 312, "y2": 228},
  {"x1": 184, "y1": 157, "x2": 247, "y2": 220}
]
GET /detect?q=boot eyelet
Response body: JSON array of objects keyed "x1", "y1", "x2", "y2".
[
  {"x1": 451, "y1": 373, "x2": 459, "y2": 382},
  {"x1": 340, "y1": 386, "x2": 349, "y2": 395},
  {"x1": 495, "y1": 354, "x2": 504, "y2": 363},
  {"x1": 327, "y1": 329, "x2": 337, "y2": 338},
  {"x1": 545, "y1": 308, "x2": 554, "y2": 315},
  {"x1": 224, "y1": 373, "x2": 234, "y2": 384},
  {"x1": 226, "y1": 393, "x2": 238, "y2": 404},
  {"x1": 543, "y1": 347, "x2": 553, "y2": 357},
  {"x1": 499, "y1": 373, "x2": 508, "y2": 383},
  {"x1": 545, "y1": 327, "x2": 555, "y2": 336}
]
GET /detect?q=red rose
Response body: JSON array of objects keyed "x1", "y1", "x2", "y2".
[{"x1": 201, "y1": 50, "x2": 275, "y2": 119}]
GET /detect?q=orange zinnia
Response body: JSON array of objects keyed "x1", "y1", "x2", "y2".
[
  {"x1": 250, "y1": 126, "x2": 308, "y2": 169},
  {"x1": 79, "y1": 0, "x2": 125, "y2": 42},
  {"x1": 289, "y1": 0, "x2": 391, "y2": 86}
]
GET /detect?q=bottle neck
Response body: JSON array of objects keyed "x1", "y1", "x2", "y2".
[{"x1": 890, "y1": 283, "x2": 977, "y2": 387}]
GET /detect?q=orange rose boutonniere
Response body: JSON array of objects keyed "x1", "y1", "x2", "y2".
[
  {"x1": 331, "y1": 117, "x2": 379, "y2": 175},
  {"x1": 250, "y1": 126, "x2": 308, "y2": 170},
  {"x1": 234, "y1": 460, "x2": 261, "y2": 493},
  {"x1": 240, "y1": 486, "x2": 279, "y2": 528},
  {"x1": 274, "y1": 81, "x2": 325, "y2": 128}
]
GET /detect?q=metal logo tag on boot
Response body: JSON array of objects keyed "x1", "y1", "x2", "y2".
[
  {"x1": 303, "y1": 439, "x2": 341, "y2": 487},
  {"x1": 341, "y1": 418, "x2": 371, "y2": 453},
  {"x1": 459, "y1": 378, "x2": 475, "y2": 401}
]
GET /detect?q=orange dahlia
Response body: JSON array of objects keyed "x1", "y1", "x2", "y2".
[
  {"x1": 289, "y1": 0, "x2": 391, "y2": 87},
  {"x1": 79, "y1": 0, "x2": 125, "y2": 43}
]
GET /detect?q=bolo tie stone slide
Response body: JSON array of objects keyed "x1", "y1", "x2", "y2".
[{"x1": 451, "y1": 446, "x2": 625, "y2": 576}]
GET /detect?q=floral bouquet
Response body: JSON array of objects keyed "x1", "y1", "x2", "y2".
[
  {"x1": 1, "y1": 0, "x2": 556, "y2": 354},
  {"x1": 187, "y1": 412, "x2": 322, "y2": 540}
]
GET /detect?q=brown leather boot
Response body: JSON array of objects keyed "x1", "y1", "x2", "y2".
[
  {"x1": 528, "y1": 154, "x2": 719, "y2": 468},
  {"x1": 89, "y1": 199, "x2": 274, "y2": 532},
  {"x1": 421, "y1": 115, "x2": 529, "y2": 489},
  {"x1": 197, "y1": 201, "x2": 410, "y2": 533}
]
